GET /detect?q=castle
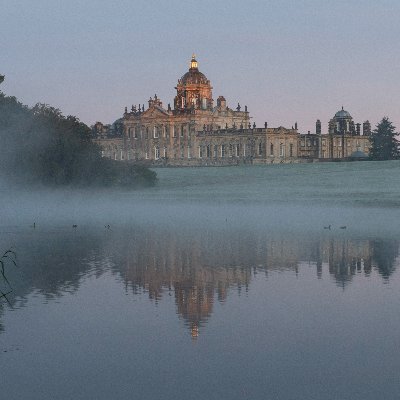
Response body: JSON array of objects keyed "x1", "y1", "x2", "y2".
[{"x1": 93, "y1": 55, "x2": 371, "y2": 165}]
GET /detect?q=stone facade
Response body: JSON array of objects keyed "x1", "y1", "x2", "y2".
[
  {"x1": 298, "y1": 108, "x2": 370, "y2": 160},
  {"x1": 94, "y1": 57, "x2": 371, "y2": 165}
]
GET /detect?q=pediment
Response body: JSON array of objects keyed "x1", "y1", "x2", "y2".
[{"x1": 142, "y1": 105, "x2": 169, "y2": 118}]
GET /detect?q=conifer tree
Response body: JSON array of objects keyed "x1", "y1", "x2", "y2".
[{"x1": 369, "y1": 117, "x2": 400, "y2": 160}]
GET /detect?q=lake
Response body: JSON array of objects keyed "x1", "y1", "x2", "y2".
[{"x1": 1, "y1": 161, "x2": 400, "y2": 400}]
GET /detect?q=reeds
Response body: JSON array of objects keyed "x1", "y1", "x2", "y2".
[{"x1": 0, "y1": 249, "x2": 17, "y2": 306}]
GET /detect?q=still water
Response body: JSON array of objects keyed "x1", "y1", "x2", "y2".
[{"x1": 1, "y1": 161, "x2": 400, "y2": 400}]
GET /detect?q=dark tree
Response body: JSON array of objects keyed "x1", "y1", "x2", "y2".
[
  {"x1": 0, "y1": 92, "x2": 157, "y2": 187},
  {"x1": 369, "y1": 117, "x2": 400, "y2": 160},
  {"x1": 371, "y1": 239, "x2": 399, "y2": 280}
]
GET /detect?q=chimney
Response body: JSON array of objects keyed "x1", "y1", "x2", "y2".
[{"x1": 316, "y1": 119, "x2": 321, "y2": 135}]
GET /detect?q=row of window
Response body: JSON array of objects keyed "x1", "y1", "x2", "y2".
[
  {"x1": 147, "y1": 143, "x2": 294, "y2": 160},
  {"x1": 127, "y1": 125, "x2": 191, "y2": 140},
  {"x1": 150, "y1": 145, "x2": 238, "y2": 160},
  {"x1": 301, "y1": 139, "x2": 368, "y2": 148},
  {"x1": 102, "y1": 142, "x2": 294, "y2": 160}
]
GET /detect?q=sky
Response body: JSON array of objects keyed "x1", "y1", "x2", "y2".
[{"x1": 1, "y1": 0, "x2": 400, "y2": 133}]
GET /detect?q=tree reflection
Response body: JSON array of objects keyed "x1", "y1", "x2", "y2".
[{"x1": 371, "y1": 239, "x2": 399, "y2": 279}]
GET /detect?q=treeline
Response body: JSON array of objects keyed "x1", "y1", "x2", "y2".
[{"x1": 0, "y1": 92, "x2": 156, "y2": 187}]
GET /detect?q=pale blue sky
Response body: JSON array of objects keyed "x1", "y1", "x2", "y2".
[{"x1": 2, "y1": 0, "x2": 400, "y2": 132}]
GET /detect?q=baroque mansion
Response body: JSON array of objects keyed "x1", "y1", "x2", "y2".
[{"x1": 93, "y1": 55, "x2": 371, "y2": 165}]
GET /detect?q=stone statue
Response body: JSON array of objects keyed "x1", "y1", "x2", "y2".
[
  {"x1": 236, "y1": 103, "x2": 241, "y2": 111},
  {"x1": 245, "y1": 105, "x2": 248, "y2": 112},
  {"x1": 253, "y1": 122, "x2": 256, "y2": 129}
]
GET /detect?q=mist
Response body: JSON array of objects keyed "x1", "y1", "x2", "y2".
[{"x1": 1, "y1": 161, "x2": 400, "y2": 238}]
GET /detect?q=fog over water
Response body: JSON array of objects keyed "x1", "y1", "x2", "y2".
[
  {"x1": 1, "y1": 161, "x2": 400, "y2": 400},
  {"x1": 1, "y1": 161, "x2": 400, "y2": 238}
]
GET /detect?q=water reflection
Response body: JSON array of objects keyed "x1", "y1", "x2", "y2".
[
  {"x1": 0, "y1": 227, "x2": 399, "y2": 338},
  {"x1": 112, "y1": 231, "x2": 399, "y2": 336}
]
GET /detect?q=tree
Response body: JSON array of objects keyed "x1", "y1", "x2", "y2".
[
  {"x1": 369, "y1": 117, "x2": 400, "y2": 160},
  {"x1": 0, "y1": 92, "x2": 157, "y2": 187}
]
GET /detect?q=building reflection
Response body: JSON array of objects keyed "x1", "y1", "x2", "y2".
[
  {"x1": 0, "y1": 228, "x2": 398, "y2": 338},
  {"x1": 114, "y1": 230, "x2": 399, "y2": 337},
  {"x1": 119, "y1": 231, "x2": 252, "y2": 338}
]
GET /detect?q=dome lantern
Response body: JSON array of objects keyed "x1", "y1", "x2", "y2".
[{"x1": 190, "y1": 54, "x2": 198, "y2": 70}]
